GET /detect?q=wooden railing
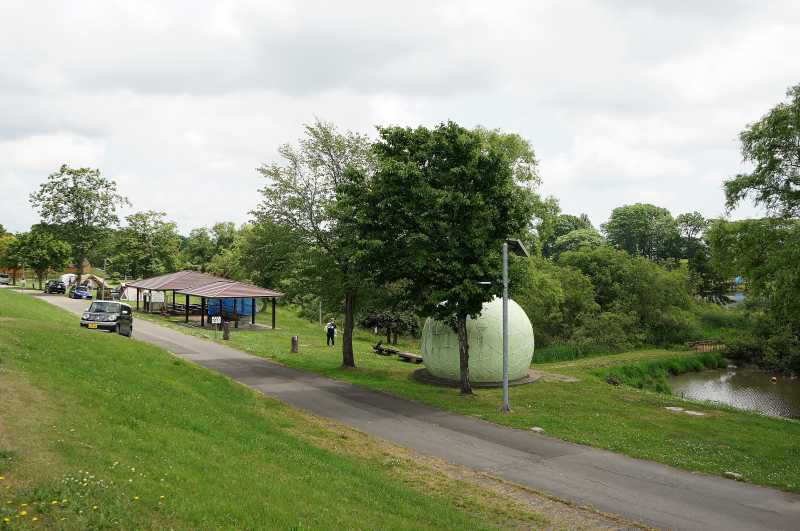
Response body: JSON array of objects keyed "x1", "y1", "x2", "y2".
[{"x1": 686, "y1": 340, "x2": 726, "y2": 353}]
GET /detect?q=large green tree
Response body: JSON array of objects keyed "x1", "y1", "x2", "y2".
[
  {"x1": 252, "y1": 120, "x2": 373, "y2": 368},
  {"x1": 542, "y1": 213, "x2": 594, "y2": 257},
  {"x1": 707, "y1": 218, "x2": 800, "y2": 370},
  {"x1": 13, "y1": 229, "x2": 71, "y2": 288},
  {"x1": 0, "y1": 233, "x2": 21, "y2": 284},
  {"x1": 724, "y1": 84, "x2": 800, "y2": 218},
  {"x1": 109, "y1": 211, "x2": 181, "y2": 279},
  {"x1": 29, "y1": 164, "x2": 129, "y2": 282},
  {"x1": 343, "y1": 122, "x2": 536, "y2": 394},
  {"x1": 602, "y1": 203, "x2": 680, "y2": 261}
]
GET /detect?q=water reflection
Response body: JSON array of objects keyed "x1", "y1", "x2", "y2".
[{"x1": 671, "y1": 369, "x2": 800, "y2": 419}]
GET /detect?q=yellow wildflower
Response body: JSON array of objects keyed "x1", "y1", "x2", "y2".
[
  {"x1": 133, "y1": 496, "x2": 139, "y2": 501},
  {"x1": 50, "y1": 500, "x2": 59, "y2": 505},
  {"x1": 92, "y1": 506, "x2": 98, "y2": 510},
  {"x1": 32, "y1": 517, "x2": 39, "y2": 522},
  {"x1": 18, "y1": 510, "x2": 27, "y2": 516},
  {"x1": 0, "y1": 475, "x2": 5, "y2": 480},
  {"x1": 3, "y1": 517, "x2": 11, "y2": 523}
]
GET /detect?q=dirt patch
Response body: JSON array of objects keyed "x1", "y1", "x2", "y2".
[{"x1": 530, "y1": 370, "x2": 580, "y2": 383}]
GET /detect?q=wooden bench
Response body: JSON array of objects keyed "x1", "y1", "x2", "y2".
[
  {"x1": 373, "y1": 342, "x2": 399, "y2": 356},
  {"x1": 397, "y1": 352, "x2": 423, "y2": 364}
]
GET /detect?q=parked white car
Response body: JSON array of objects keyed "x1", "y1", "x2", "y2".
[{"x1": 0, "y1": 273, "x2": 11, "y2": 285}]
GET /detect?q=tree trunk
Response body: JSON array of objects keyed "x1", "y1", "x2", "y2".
[
  {"x1": 342, "y1": 290, "x2": 356, "y2": 368},
  {"x1": 38, "y1": 272, "x2": 44, "y2": 290},
  {"x1": 386, "y1": 326, "x2": 392, "y2": 344},
  {"x1": 76, "y1": 254, "x2": 85, "y2": 285},
  {"x1": 392, "y1": 330, "x2": 398, "y2": 344},
  {"x1": 455, "y1": 313, "x2": 472, "y2": 395}
]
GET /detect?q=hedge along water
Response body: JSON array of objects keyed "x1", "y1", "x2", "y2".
[{"x1": 594, "y1": 353, "x2": 727, "y2": 394}]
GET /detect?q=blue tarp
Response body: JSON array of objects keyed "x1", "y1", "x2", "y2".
[{"x1": 206, "y1": 298, "x2": 257, "y2": 317}]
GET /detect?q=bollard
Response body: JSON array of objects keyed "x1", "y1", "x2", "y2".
[
  {"x1": 291, "y1": 335, "x2": 299, "y2": 353},
  {"x1": 223, "y1": 321, "x2": 230, "y2": 340}
]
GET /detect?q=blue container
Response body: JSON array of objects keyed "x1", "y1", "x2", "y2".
[{"x1": 206, "y1": 298, "x2": 257, "y2": 317}]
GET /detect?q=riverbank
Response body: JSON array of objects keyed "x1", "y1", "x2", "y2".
[{"x1": 134, "y1": 306, "x2": 800, "y2": 493}]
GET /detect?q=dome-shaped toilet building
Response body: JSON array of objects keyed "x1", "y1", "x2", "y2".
[{"x1": 420, "y1": 297, "x2": 535, "y2": 385}]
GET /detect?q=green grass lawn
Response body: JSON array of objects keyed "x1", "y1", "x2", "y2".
[
  {"x1": 0, "y1": 289, "x2": 551, "y2": 529},
  {"x1": 139, "y1": 304, "x2": 800, "y2": 493}
]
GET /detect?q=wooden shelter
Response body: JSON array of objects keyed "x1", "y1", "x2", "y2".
[
  {"x1": 126, "y1": 270, "x2": 284, "y2": 329},
  {"x1": 125, "y1": 271, "x2": 225, "y2": 312},
  {"x1": 178, "y1": 280, "x2": 284, "y2": 329}
]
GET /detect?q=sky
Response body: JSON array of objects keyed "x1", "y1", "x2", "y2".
[{"x1": 2, "y1": 0, "x2": 799, "y2": 234}]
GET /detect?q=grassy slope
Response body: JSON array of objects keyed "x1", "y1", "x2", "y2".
[
  {"x1": 0, "y1": 290, "x2": 551, "y2": 529},
  {"x1": 141, "y1": 306, "x2": 800, "y2": 493}
]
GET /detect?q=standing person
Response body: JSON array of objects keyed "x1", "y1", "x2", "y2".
[{"x1": 326, "y1": 319, "x2": 336, "y2": 347}]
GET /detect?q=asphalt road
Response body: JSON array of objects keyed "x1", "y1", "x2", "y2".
[{"x1": 38, "y1": 293, "x2": 800, "y2": 530}]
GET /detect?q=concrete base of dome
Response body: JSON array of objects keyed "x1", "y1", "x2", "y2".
[{"x1": 412, "y1": 368, "x2": 539, "y2": 388}]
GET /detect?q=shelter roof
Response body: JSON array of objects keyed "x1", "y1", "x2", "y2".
[
  {"x1": 178, "y1": 280, "x2": 284, "y2": 299},
  {"x1": 126, "y1": 270, "x2": 226, "y2": 291}
]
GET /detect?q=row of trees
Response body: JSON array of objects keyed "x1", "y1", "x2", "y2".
[{"x1": 5, "y1": 81, "x2": 797, "y2": 383}]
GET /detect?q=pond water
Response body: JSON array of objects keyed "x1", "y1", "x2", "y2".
[{"x1": 671, "y1": 368, "x2": 800, "y2": 419}]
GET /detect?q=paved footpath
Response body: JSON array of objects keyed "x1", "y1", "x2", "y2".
[{"x1": 40, "y1": 293, "x2": 800, "y2": 530}]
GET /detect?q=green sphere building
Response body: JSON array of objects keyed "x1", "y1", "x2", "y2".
[{"x1": 421, "y1": 297, "x2": 535, "y2": 384}]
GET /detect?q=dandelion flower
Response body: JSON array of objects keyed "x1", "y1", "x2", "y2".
[
  {"x1": 20, "y1": 503, "x2": 28, "y2": 507},
  {"x1": 18, "y1": 511, "x2": 27, "y2": 516},
  {"x1": 133, "y1": 496, "x2": 139, "y2": 501},
  {"x1": 32, "y1": 517, "x2": 38, "y2": 522},
  {"x1": 0, "y1": 476, "x2": 5, "y2": 480},
  {"x1": 50, "y1": 500, "x2": 59, "y2": 505},
  {"x1": 3, "y1": 517, "x2": 11, "y2": 523},
  {"x1": 159, "y1": 495, "x2": 165, "y2": 500}
]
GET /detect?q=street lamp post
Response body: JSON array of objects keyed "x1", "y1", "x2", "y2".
[{"x1": 501, "y1": 239, "x2": 529, "y2": 413}]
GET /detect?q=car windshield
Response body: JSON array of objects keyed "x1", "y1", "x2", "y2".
[{"x1": 89, "y1": 302, "x2": 120, "y2": 313}]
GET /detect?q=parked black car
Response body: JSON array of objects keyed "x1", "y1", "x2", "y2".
[
  {"x1": 80, "y1": 301, "x2": 133, "y2": 336},
  {"x1": 45, "y1": 280, "x2": 66, "y2": 294}
]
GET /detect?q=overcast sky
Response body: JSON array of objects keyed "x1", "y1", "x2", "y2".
[{"x1": 3, "y1": 0, "x2": 799, "y2": 234}]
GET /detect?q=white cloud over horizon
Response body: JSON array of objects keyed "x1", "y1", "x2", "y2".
[{"x1": 2, "y1": 0, "x2": 798, "y2": 234}]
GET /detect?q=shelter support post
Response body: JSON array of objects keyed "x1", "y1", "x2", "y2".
[
  {"x1": 251, "y1": 298, "x2": 255, "y2": 325},
  {"x1": 272, "y1": 298, "x2": 276, "y2": 330},
  {"x1": 172, "y1": 290, "x2": 176, "y2": 311},
  {"x1": 136, "y1": 288, "x2": 140, "y2": 311},
  {"x1": 185, "y1": 294, "x2": 189, "y2": 323},
  {"x1": 234, "y1": 298, "x2": 239, "y2": 329},
  {"x1": 201, "y1": 297, "x2": 205, "y2": 327}
]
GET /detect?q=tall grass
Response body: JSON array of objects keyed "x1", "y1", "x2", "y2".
[
  {"x1": 534, "y1": 341, "x2": 618, "y2": 364},
  {"x1": 594, "y1": 352, "x2": 726, "y2": 393}
]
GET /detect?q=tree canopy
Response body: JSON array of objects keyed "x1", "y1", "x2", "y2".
[
  {"x1": 12, "y1": 229, "x2": 71, "y2": 288},
  {"x1": 724, "y1": 84, "x2": 800, "y2": 218},
  {"x1": 29, "y1": 164, "x2": 129, "y2": 281},
  {"x1": 602, "y1": 203, "x2": 680, "y2": 261},
  {"x1": 343, "y1": 121, "x2": 536, "y2": 393},
  {"x1": 252, "y1": 120, "x2": 373, "y2": 367},
  {"x1": 108, "y1": 211, "x2": 181, "y2": 279}
]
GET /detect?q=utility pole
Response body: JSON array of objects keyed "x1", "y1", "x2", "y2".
[{"x1": 501, "y1": 242, "x2": 510, "y2": 412}]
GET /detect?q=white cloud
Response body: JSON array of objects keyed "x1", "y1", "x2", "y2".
[{"x1": 1, "y1": 0, "x2": 798, "y2": 233}]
